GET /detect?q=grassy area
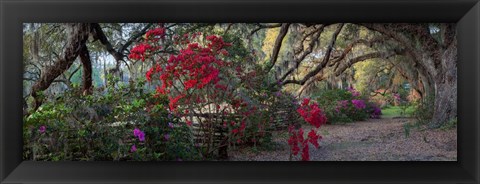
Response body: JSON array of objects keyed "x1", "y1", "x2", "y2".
[{"x1": 381, "y1": 105, "x2": 415, "y2": 118}]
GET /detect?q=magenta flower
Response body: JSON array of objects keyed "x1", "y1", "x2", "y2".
[
  {"x1": 351, "y1": 99, "x2": 366, "y2": 109},
  {"x1": 370, "y1": 106, "x2": 382, "y2": 119},
  {"x1": 347, "y1": 86, "x2": 360, "y2": 97},
  {"x1": 39, "y1": 125, "x2": 46, "y2": 133},
  {"x1": 164, "y1": 134, "x2": 170, "y2": 141},
  {"x1": 130, "y1": 144, "x2": 137, "y2": 152},
  {"x1": 133, "y1": 128, "x2": 145, "y2": 142},
  {"x1": 133, "y1": 128, "x2": 141, "y2": 136},
  {"x1": 138, "y1": 133, "x2": 145, "y2": 142},
  {"x1": 168, "y1": 122, "x2": 174, "y2": 129}
]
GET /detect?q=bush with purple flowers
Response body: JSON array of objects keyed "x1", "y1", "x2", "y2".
[
  {"x1": 315, "y1": 87, "x2": 379, "y2": 123},
  {"x1": 367, "y1": 103, "x2": 382, "y2": 119},
  {"x1": 351, "y1": 99, "x2": 366, "y2": 109}
]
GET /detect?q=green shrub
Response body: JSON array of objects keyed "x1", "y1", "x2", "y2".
[
  {"x1": 412, "y1": 95, "x2": 435, "y2": 125},
  {"x1": 440, "y1": 117, "x2": 457, "y2": 130},
  {"x1": 313, "y1": 88, "x2": 371, "y2": 124},
  {"x1": 23, "y1": 77, "x2": 200, "y2": 161}
]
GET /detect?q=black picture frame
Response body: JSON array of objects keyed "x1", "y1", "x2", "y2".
[{"x1": 1, "y1": 0, "x2": 479, "y2": 183}]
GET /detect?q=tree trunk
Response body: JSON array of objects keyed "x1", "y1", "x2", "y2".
[
  {"x1": 419, "y1": 73, "x2": 434, "y2": 98},
  {"x1": 79, "y1": 43, "x2": 93, "y2": 95},
  {"x1": 431, "y1": 77, "x2": 457, "y2": 127},
  {"x1": 430, "y1": 40, "x2": 457, "y2": 128}
]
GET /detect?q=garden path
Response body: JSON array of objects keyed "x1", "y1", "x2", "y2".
[{"x1": 229, "y1": 118, "x2": 457, "y2": 161}]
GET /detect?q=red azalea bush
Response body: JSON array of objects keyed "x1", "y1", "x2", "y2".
[
  {"x1": 129, "y1": 25, "x2": 331, "y2": 161},
  {"x1": 129, "y1": 25, "x2": 277, "y2": 158}
]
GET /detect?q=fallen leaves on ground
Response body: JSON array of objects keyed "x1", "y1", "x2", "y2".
[{"x1": 228, "y1": 118, "x2": 457, "y2": 161}]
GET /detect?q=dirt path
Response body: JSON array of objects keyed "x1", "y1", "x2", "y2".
[{"x1": 228, "y1": 118, "x2": 457, "y2": 161}]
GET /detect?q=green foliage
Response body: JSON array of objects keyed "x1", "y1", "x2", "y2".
[
  {"x1": 403, "y1": 123, "x2": 411, "y2": 138},
  {"x1": 439, "y1": 117, "x2": 457, "y2": 130},
  {"x1": 23, "y1": 76, "x2": 200, "y2": 161},
  {"x1": 69, "y1": 65, "x2": 104, "y2": 87},
  {"x1": 402, "y1": 121, "x2": 423, "y2": 138},
  {"x1": 353, "y1": 59, "x2": 391, "y2": 95},
  {"x1": 396, "y1": 85, "x2": 411, "y2": 113},
  {"x1": 313, "y1": 89, "x2": 351, "y2": 124},
  {"x1": 412, "y1": 95, "x2": 435, "y2": 125}
]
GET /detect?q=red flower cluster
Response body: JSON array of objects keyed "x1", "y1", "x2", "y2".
[
  {"x1": 131, "y1": 30, "x2": 233, "y2": 113},
  {"x1": 287, "y1": 126, "x2": 320, "y2": 161},
  {"x1": 129, "y1": 43, "x2": 156, "y2": 61},
  {"x1": 145, "y1": 27, "x2": 166, "y2": 40},
  {"x1": 129, "y1": 26, "x2": 166, "y2": 62},
  {"x1": 168, "y1": 94, "x2": 185, "y2": 111},
  {"x1": 206, "y1": 35, "x2": 232, "y2": 50},
  {"x1": 288, "y1": 126, "x2": 322, "y2": 161},
  {"x1": 288, "y1": 98, "x2": 327, "y2": 161},
  {"x1": 231, "y1": 121, "x2": 246, "y2": 136},
  {"x1": 150, "y1": 36, "x2": 230, "y2": 111},
  {"x1": 296, "y1": 98, "x2": 327, "y2": 128},
  {"x1": 307, "y1": 129, "x2": 321, "y2": 148},
  {"x1": 288, "y1": 126, "x2": 303, "y2": 155}
]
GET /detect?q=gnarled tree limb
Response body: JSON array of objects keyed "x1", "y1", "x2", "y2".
[
  {"x1": 334, "y1": 49, "x2": 406, "y2": 76},
  {"x1": 249, "y1": 23, "x2": 282, "y2": 36},
  {"x1": 282, "y1": 23, "x2": 344, "y2": 85},
  {"x1": 29, "y1": 23, "x2": 92, "y2": 112},
  {"x1": 275, "y1": 24, "x2": 327, "y2": 84},
  {"x1": 265, "y1": 23, "x2": 290, "y2": 72}
]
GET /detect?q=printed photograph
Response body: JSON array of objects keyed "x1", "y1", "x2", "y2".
[{"x1": 22, "y1": 23, "x2": 457, "y2": 161}]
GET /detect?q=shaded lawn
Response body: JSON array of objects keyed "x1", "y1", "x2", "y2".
[{"x1": 381, "y1": 106, "x2": 415, "y2": 118}]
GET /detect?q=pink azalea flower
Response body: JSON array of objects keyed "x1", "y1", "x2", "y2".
[
  {"x1": 39, "y1": 125, "x2": 46, "y2": 133},
  {"x1": 130, "y1": 144, "x2": 137, "y2": 152},
  {"x1": 133, "y1": 128, "x2": 145, "y2": 142}
]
